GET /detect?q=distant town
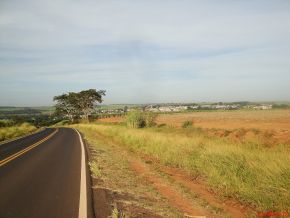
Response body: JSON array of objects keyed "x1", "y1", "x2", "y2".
[
  {"x1": 97, "y1": 102, "x2": 288, "y2": 114},
  {"x1": 0, "y1": 101, "x2": 289, "y2": 127}
]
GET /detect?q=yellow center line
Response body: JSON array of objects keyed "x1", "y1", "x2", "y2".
[{"x1": 0, "y1": 129, "x2": 59, "y2": 167}]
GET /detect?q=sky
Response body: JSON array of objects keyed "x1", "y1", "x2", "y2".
[{"x1": 0, "y1": 0, "x2": 290, "y2": 106}]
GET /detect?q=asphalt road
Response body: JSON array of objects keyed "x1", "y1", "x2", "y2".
[{"x1": 0, "y1": 128, "x2": 93, "y2": 218}]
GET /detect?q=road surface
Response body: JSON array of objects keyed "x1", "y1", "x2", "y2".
[{"x1": 0, "y1": 128, "x2": 93, "y2": 218}]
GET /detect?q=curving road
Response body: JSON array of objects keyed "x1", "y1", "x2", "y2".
[{"x1": 0, "y1": 128, "x2": 93, "y2": 218}]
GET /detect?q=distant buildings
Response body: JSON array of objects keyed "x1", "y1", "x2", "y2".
[
  {"x1": 96, "y1": 103, "x2": 274, "y2": 114},
  {"x1": 252, "y1": 105, "x2": 273, "y2": 110}
]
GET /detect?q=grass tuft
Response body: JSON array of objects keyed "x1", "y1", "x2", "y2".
[
  {"x1": 0, "y1": 123, "x2": 37, "y2": 142},
  {"x1": 108, "y1": 204, "x2": 129, "y2": 218},
  {"x1": 182, "y1": 120, "x2": 193, "y2": 128}
]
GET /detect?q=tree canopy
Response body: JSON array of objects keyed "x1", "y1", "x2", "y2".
[{"x1": 53, "y1": 89, "x2": 105, "y2": 121}]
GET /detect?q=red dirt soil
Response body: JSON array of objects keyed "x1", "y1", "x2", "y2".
[
  {"x1": 161, "y1": 166, "x2": 254, "y2": 218},
  {"x1": 135, "y1": 153, "x2": 255, "y2": 218},
  {"x1": 130, "y1": 159, "x2": 209, "y2": 218}
]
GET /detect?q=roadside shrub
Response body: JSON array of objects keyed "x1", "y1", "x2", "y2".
[
  {"x1": 126, "y1": 111, "x2": 157, "y2": 128},
  {"x1": 144, "y1": 112, "x2": 157, "y2": 127},
  {"x1": 53, "y1": 120, "x2": 70, "y2": 127},
  {"x1": 157, "y1": 123, "x2": 166, "y2": 128},
  {"x1": 182, "y1": 120, "x2": 193, "y2": 128},
  {"x1": 0, "y1": 119, "x2": 14, "y2": 127},
  {"x1": 126, "y1": 111, "x2": 146, "y2": 128},
  {"x1": 0, "y1": 122, "x2": 37, "y2": 142}
]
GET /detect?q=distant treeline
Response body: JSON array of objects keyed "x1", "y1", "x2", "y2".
[
  {"x1": 0, "y1": 108, "x2": 41, "y2": 115},
  {"x1": 272, "y1": 104, "x2": 289, "y2": 109},
  {"x1": 0, "y1": 115, "x2": 63, "y2": 127}
]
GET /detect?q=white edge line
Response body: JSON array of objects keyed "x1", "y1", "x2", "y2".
[{"x1": 74, "y1": 129, "x2": 88, "y2": 218}]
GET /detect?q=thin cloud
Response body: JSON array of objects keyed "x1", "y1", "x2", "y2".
[{"x1": 0, "y1": 0, "x2": 290, "y2": 106}]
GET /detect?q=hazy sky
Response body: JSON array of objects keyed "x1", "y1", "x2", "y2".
[{"x1": 1, "y1": 0, "x2": 290, "y2": 106}]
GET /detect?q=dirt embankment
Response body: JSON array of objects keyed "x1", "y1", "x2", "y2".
[{"x1": 84, "y1": 131, "x2": 256, "y2": 218}]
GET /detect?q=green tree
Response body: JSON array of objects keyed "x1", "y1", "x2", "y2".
[
  {"x1": 77, "y1": 89, "x2": 106, "y2": 120},
  {"x1": 53, "y1": 93, "x2": 78, "y2": 121},
  {"x1": 53, "y1": 89, "x2": 105, "y2": 121}
]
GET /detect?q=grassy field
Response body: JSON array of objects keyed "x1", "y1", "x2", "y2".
[
  {"x1": 0, "y1": 123, "x2": 37, "y2": 142},
  {"x1": 0, "y1": 106, "x2": 54, "y2": 116},
  {"x1": 98, "y1": 109, "x2": 290, "y2": 145},
  {"x1": 155, "y1": 110, "x2": 290, "y2": 130},
  {"x1": 73, "y1": 120, "x2": 290, "y2": 214},
  {"x1": 80, "y1": 125, "x2": 183, "y2": 217},
  {"x1": 98, "y1": 109, "x2": 290, "y2": 129}
]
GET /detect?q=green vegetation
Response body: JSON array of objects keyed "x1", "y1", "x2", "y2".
[
  {"x1": 144, "y1": 112, "x2": 158, "y2": 127},
  {"x1": 74, "y1": 123, "x2": 290, "y2": 212},
  {"x1": 54, "y1": 89, "x2": 105, "y2": 121},
  {"x1": 52, "y1": 120, "x2": 70, "y2": 127},
  {"x1": 126, "y1": 111, "x2": 157, "y2": 128},
  {"x1": 126, "y1": 111, "x2": 145, "y2": 128},
  {"x1": 76, "y1": 124, "x2": 182, "y2": 217},
  {"x1": 182, "y1": 120, "x2": 193, "y2": 128},
  {"x1": 0, "y1": 106, "x2": 62, "y2": 127},
  {"x1": 0, "y1": 119, "x2": 14, "y2": 127},
  {"x1": 0, "y1": 106, "x2": 54, "y2": 115},
  {"x1": 0, "y1": 123, "x2": 37, "y2": 142},
  {"x1": 272, "y1": 104, "x2": 289, "y2": 109},
  {"x1": 109, "y1": 205, "x2": 129, "y2": 218}
]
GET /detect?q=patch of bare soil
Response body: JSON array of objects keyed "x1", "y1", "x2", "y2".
[
  {"x1": 92, "y1": 184, "x2": 161, "y2": 218},
  {"x1": 84, "y1": 130, "x2": 257, "y2": 218},
  {"x1": 133, "y1": 155, "x2": 255, "y2": 218},
  {"x1": 130, "y1": 159, "x2": 209, "y2": 218},
  {"x1": 160, "y1": 166, "x2": 254, "y2": 218},
  {"x1": 206, "y1": 128, "x2": 289, "y2": 146},
  {"x1": 85, "y1": 137, "x2": 181, "y2": 218}
]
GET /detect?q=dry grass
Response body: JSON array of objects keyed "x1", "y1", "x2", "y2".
[
  {"x1": 98, "y1": 110, "x2": 290, "y2": 145},
  {"x1": 156, "y1": 110, "x2": 290, "y2": 130},
  {"x1": 73, "y1": 123, "x2": 290, "y2": 213},
  {"x1": 0, "y1": 123, "x2": 37, "y2": 142},
  {"x1": 81, "y1": 126, "x2": 182, "y2": 217},
  {"x1": 97, "y1": 110, "x2": 290, "y2": 130}
]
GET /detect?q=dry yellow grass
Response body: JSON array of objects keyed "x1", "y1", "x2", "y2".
[
  {"x1": 74, "y1": 123, "x2": 290, "y2": 213},
  {"x1": 0, "y1": 123, "x2": 37, "y2": 142},
  {"x1": 98, "y1": 110, "x2": 290, "y2": 145},
  {"x1": 156, "y1": 110, "x2": 290, "y2": 130}
]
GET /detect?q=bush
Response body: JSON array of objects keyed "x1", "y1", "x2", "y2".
[
  {"x1": 144, "y1": 112, "x2": 157, "y2": 127},
  {"x1": 126, "y1": 111, "x2": 146, "y2": 128},
  {"x1": 182, "y1": 120, "x2": 193, "y2": 128},
  {"x1": 0, "y1": 122, "x2": 37, "y2": 142},
  {"x1": 0, "y1": 119, "x2": 14, "y2": 127},
  {"x1": 126, "y1": 111, "x2": 157, "y2": 128},
  {"x1": 157, "y1": 123, "x2": 166, "y2": 128}
]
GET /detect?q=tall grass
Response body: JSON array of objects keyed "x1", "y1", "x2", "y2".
[
  {"x1": 126, "y1": 111, "x2": 157, "y2": 128},
  {"x1": 74, "y1": 124, "x2": 290, "y2": 212},
  {"x1": 126, "y1": 110, "x2": 145, "y2": 128},
  {"x1": 182, "y1": 120, "x2": 193, "y2": 128},
  {"x1": 0, "y1": 123, "x2": 37, "y2": 142}
]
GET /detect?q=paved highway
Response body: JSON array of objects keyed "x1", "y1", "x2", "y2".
[{"x1": 0, "y1": 128, "x2": 93, "y2": 218}]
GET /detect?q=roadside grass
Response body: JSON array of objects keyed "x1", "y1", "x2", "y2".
[
  {"x1": 0, "y1": 123, "x2": 37, "y2": 142},
  {"x1": 78, "y1": 125, "x2": 182, "y2": 217},
  {"x1": 73, "y1": 123, "x2": 290, "y2": 213},
  {"x1": 109, "y1": 204, "x2": 130, "y2": 218},
  {"x1": 52, "y1": 120, "x2": 70, "y2": 127}
]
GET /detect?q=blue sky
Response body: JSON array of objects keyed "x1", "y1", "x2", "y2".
[{"x1": 0, "y1": 0, "x2": 290, "y2": 106}]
